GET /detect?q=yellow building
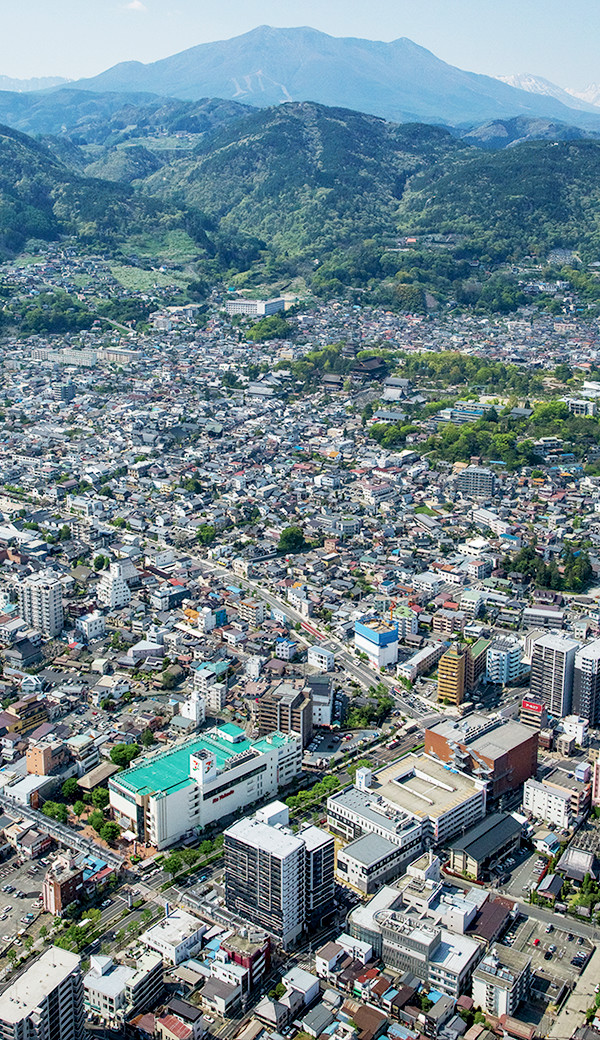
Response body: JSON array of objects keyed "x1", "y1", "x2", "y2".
[{"x1": 438, "y1": 645, "x2": 466, "y2": 705}]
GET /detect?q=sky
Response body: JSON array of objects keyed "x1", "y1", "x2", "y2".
[{"x1": 1, "y1": 0, "x2": 599, "y2": 89}]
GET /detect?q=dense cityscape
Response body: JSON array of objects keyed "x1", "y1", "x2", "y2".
[{"x1": 0, "y1": 236, "x2": 597, "y2": 1040}]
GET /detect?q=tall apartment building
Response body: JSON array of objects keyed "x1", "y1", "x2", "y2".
[
  {"x1": 238, "y1": 598, "x2": 267, "y2": 627},
  {"x1": 18, "y1": 570, "x2": 64, "y2": 637},
  {"x1": 97, "y1": 561, "x2": 131, "y2": 609},
  {"x1": 485, "y1": 639, "x2": 524, "y2": 686},
  {"x1": 457, "y1": 466, "x2": 496, "y2": 497},
  {"x1": 256, "y1": 682, "x2": 313, "y2": 747},
  {"x1": 530, "y1": 633, "x2": 579, "y2": 717},
  {"x1": 573, "y1": 640, "x2": 600, "y2": 724},
  {"x1": 438, "y1": 645, "x2": 466, "y2": 705},
  {"x1": 224, "y1": 803, "x2": 334, "y2": 949},
  {"x1": 472, "y1": 947, "x2": 532, "y2": 1018},
  {"x1": 466, "y1": 637, "x2": 491, "y2": 693},
  {"x1": 0, "y1": 946, "x2": 84, "y2": 1040}
]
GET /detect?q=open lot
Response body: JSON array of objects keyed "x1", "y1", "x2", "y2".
[
  {"x1": 0, "y1": 856, "x2": 45, "y2": 944},
  {"x1": 502, "y1": 914, "x2": 594, "y2": 986}
]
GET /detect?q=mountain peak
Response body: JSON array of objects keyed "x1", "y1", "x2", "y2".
[{"x1": 66, "y1": 26, "x2": 600, "y2": 130}]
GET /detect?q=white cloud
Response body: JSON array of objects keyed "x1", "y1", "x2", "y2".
[{"x1": 125, "y1": 0, "x2": 147, "y2": 11}]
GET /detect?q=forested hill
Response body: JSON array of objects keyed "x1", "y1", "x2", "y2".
[
  {"x1": 142, "y1": 103, "x2": 462, "y2": 256},
  {"x1": 0, "y1": 122, "x2": 209, "y2": 255},
  {"x1": 141, "y1": 102, "x2": 600, "y2": 265},
  {"x1": 3, "y1": 101, "x2": 600, "y2": 313}
]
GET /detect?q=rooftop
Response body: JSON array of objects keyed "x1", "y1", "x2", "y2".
[{"x1": 0, "y1": 947, "x2": 80, "y2": 1023}]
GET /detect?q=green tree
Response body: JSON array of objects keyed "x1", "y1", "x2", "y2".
[
  {"x1": 91, "y1": 787, "x2": 110, "y2": 810},
  {"x1": 73, "y1": 800, "x2": 86, "y2": 817},
  {"x1": 110, "y1": 743, "x2": 140, "y2": 768},
  {"x1": 88, "y1": 809, "x2": 105, "y2": 833},
  {"x1": 141, "y1": 728, "x2": 156, "y2": 747},
  {"x1": 42, "y1": 801, "x2": 68, "y2": 823},
  {"x1": 278, "y1": 526, "x2": 307, "y2": 554},
  {"x1": 61, "y1": 778, "x2": 80, "y2": 803},
  {"x1": 99, "y1": 822, "x2": 121, "y2": 846},
  {"x1": 196, "y1": 523, "x2": 216, "y2": 545}
]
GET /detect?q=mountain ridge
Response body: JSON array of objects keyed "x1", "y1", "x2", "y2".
[{"x1": 63, "y1": 25, "x2": 600, "y2": 130}]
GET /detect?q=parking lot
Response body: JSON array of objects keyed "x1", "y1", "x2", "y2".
[
  {"x1": 0, "y1": 855, "x2": 47, "y2": 952},
  {"x1": 502, "y1": 914, "x2": 594, "y2": 986},
  {"x1": 303, "y1": 729, "x2": 375, "y2": 766},
  {"x1": 502, "y1": 849, "x2": 549, "y2": 898}
]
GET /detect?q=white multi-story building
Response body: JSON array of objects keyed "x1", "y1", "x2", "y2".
[
  {"x1": 180, "y1": 689, "x2": 206, "y2": 728},
  {"x1": 84, "y1": 950, "x2": 163, "y2": 1025},
  {"x1": 522, "y1": 777, "x2": 572, "y2": 829},
  {"x1": 307, "y1": 645, "x2": 335, "y2": 672},
  {"x1": 224, "y1": 803, "x2": 334, "y2": 949},
  {"x1": 109, "y1": 724, "x2": 302, "y2": 850},
  {"x1": 75, "y1": 610, "x2": 106, "y2": 641},
  {"x1": 18, "y1": 569, "x2": 64, "y2": 637},
  {"x1": 530, "y1": 633, "x2": 579, "y2": 717},
  {"x1": 485, "y1": 639, "x2": 523, "y2": 686},
  {"x1": 472, "y1": 947, "x2": 532, "y2": 1018},
  {"x1": 327, "y1": 754, "x2": 486, "y2": 854},
  {"x1": 561, "y1": 715, "x2": 590, "y2": 746},
  {"x1": 141, "y1": 908, "x2": 205, "y2": 965},
  {"x1": 0, "y1": 946, "x2": 83, "y2": 1040},
  {"x1": 355, "y1": 617, "x2": 398, "y2": 669},
  {"x1": 97, "y1": 562, "x2": 131, "y2": 609}
]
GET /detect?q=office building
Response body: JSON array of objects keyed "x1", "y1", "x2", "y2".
[
  {"x1": 519, "y1": 697, "x2": 548, "y2": 730},
  {"x1": 224, "y1": 803, "x2": 334, "y2": 949},
  {"x1": 337, "y1": 833, "x2": 410, "y2": 894},
  {"x1": 348, "y1": 889, "x2": 481, "y2": 997},
  {"x1": 327, "y1": 753, "x2": 486, "y2": 850},
  {"x1": 225, "y1": 297, "x2": 286, "y2": 317},
  {"x1": 522, "y1": 778, "x2": 572, "y2": 829},
  {"x1": 466, "y1": 637, "x2": 492, "y2": 693},
  {"x1": 485, "y1": 639, "x2": 524, "y2": 686},
  {"x1": 141, "y1": 908, "x2": 205, "y2": 965},
  {"x1": 472, "y1": 947, "x2": 532, "y2": 1018},
  {"x1": 425, "y1": 716, "x2": 538, "y2": 800},
  {"x1": 18, "y1": 569, "x2": 64, "y2": 637},
  {"x1": 573, "y1": 640, "x2": 600, "y2": 725},
  {"x1": 530, "y1": 633, "x2": 579, "y2": 717},
  {"x1": 0, "y1": 946, "x2": 83, "y2": 1040},
  {"x1": 355, "y1": 616, "x2": 399, "y2": 669},
  {"x1": 109, "y1": 723, "x2": 301, "y2": 850},
  {"x1": 97, "y1": 561, "x2": 131, "y2": 609},
  {"x1": 457, "y1": 466, "x2": 496, "y2": 497},
  {"x1": 437, "y1": 645, "x2": 466, "y2": 705},
  {"x1": 84, "y1": 950, "x2": 163, "y2": 1025},
  {"x1": 256, "y1": 682, "x2": 313, "y2": 746}
]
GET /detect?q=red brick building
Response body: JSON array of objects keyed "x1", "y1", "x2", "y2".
[{"x1": 424, "y1": 715, "x2": 538, "y2": 800}]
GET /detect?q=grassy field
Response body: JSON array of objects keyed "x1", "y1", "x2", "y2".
[
  {"x1": 122, "y1": 229, "x2": 200, "y2": 264},
  {"x1": 110, "y1": 262, "x2": 191, "y2": 292}
]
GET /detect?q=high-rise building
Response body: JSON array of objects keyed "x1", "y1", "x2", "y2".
[
  {"x1": 256, "y1": 682, "x2": 313, "y2": 746},
  {"x1": 573, "y1": 640, "x2": 600, "y2": 725},
  {"x1": 485, "y1": 639, "x2": 524, "y2": 686},
  {"x1": 457, "y1": 466, "x2": 496, "y2": 497},
  {"x1": 18, "y1": 570, "x2": 64, "y2": 637},
  {"x1": 0, "y1": 946, "x2": 83, "y2": 1040},
  {"x1": 224, "y1": 803, "x2": 334, "y2": 949},
  {"x1": 97, "y1": 561, "x2": 131, "y2": 609},
  {"x1": 437, "y1": 645, "x2": 466, "y2": 705},
  {"x1": 530, "y1": 633, "x2": 579, "y2": 717},
  {"x1": 466, "y1": 637, "x2": 491, "y2": 693}
]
